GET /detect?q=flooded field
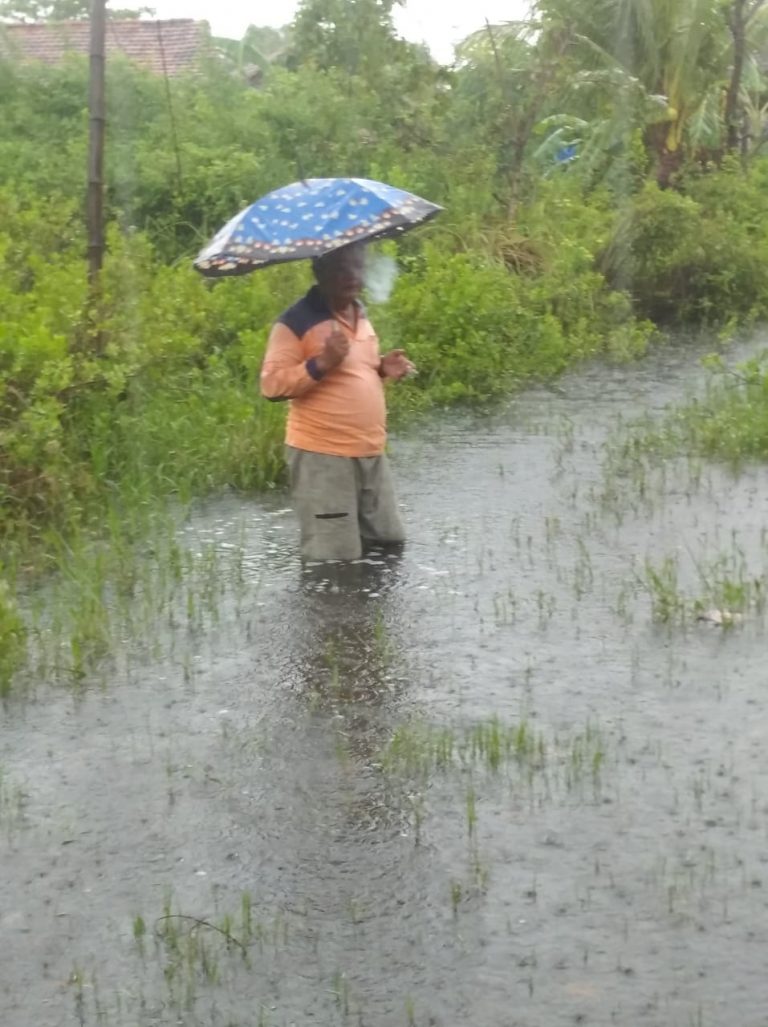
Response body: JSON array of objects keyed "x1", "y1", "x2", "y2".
[{"x1": 2, "y1": 338, "x2": 768, "y2": 1027}]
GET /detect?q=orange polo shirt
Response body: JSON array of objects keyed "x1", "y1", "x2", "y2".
[{"x1": 260, "y1": 286, "x2": 386, "y2": 458}]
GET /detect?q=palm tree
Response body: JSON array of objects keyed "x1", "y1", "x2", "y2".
[
  {"x1": 724, "y1": 0, "x2": 768, "y2": 153},
  {"x1": 213, "y1": 24, "x2": 292, "y2": 87},
  {"x1": 460, "y1": 0, "x2": 768, "y2": 188},
  {"x1": 540, "y1": 0, "x2": 768, "y2": 180},
  {"x1": 453, "y1": 17, "x2": 573, "y2": 199},
  {"x1": 541, "y1": 0, "x2": 730, "y2": 184}
]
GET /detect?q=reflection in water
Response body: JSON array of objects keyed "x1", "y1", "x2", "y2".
[
  {"x1": 295, "y1": 546, "x2": 405, "y2": 703},
  {"x1": 284, "y1": 547, "x2": 414, "y2": 835}
]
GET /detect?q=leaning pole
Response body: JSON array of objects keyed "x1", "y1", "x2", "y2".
[{"x1": 87, "y1": 0, "x2": 106, "y2": 285}]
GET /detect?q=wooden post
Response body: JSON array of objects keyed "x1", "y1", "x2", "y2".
[{"x1": 87, "y1": 0, "x2": 107, "y2": 284}]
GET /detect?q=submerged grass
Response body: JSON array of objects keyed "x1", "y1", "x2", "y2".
[
  {"x1": 639, "y1": 547, "x2": 768, "y2": 627},
  {"x1": 380, "y1": 715, "x2": 607, "y2": 876},
  {"x1": 383, "y1": 716, "x2": 544, "y2": 778},
  {"x1": 601, "y1": 346, "x2": 768, "y2": 491},
  {"x1": 130, "y1": 891, "x2": 291, "y2": 1017},
  {"x1": 10, "y1": 507, "x2": 251, "y2": 692},
  {"x1": 650, "y1": 352, "x2": 768, "y2": 465},
  {"x1": 0, "y1": 763, "x2": 25, "y2": 829},
  {"x1": 382, "y1": 715, "x2": 606, "y2": 788}
]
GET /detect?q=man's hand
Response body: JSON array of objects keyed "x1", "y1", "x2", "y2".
[
  {"x1": 379, "y1": 349, "x2": 416, "y2": 381},
  {"x1": 315, "y1": 325, "x2": 350, "y2": 374}
]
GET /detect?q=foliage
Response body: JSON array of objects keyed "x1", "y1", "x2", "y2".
[
  {"x1": 0, "y1": 578, "x2": 26, "y2": 696},
  {"x1": 380, "y1": 210, "x2": 651, "y2": 406},
  {"x1": 0, "y1": 0, "x2": 147, "y2": 19},
  {"x1": 602, "y1": 164, "x2": 768, "y2": 323},
  {"x1": 646, "y1": 352, "x2": 768, "y2": 462},
  {"x1": 212, "y1": 25, "x2": 293, "y2": 83},
  {"x1": 3, "y1": 0, "x2": 768, "y2": 691},
  {"x1": 0, "y1": 188, "x2": 305, "y2": 548},
  {"x1": 289, "y1": 0, "x2": 424, "y2": 81}
]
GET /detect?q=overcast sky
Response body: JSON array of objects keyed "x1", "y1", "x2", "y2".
[{"x1": 146, "y1": 0, "x2": 531, "y2": 63}]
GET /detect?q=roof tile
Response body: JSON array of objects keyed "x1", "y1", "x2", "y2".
[{"x1": 0, "y1": 19, "x2": 211, "y2": 76}]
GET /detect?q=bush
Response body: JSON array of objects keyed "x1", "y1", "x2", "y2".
[
  {"x1": 0, "y1": 189, "x2": 312, "y2": 547},
  {"x1": 603, "y1": 170, "x2": 768, "y2": 324},
  {"x1": 378, "y1": 232, "x2": 651, "y2": 408}
]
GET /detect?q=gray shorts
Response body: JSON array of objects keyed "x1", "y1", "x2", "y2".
[{"x1": 285, "y1": 446, "x2": 406, "y2": 561}]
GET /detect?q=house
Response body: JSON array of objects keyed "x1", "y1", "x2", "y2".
[{"x1": 0, "y1": 18, "x2": 211, "y2": 76}]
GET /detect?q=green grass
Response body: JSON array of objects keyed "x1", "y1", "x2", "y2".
[
  {"x1": 382, "y1": 716, "x2": 605, "y2": 787},
  {"x1": 661, "y1": 354, "x2": 768, "y2": 464},
  {"x1": 640, "y1": 548, "x2": 767, "y2": 627},
  {"x1": 8, "y1": 509, "x2": 249, "y2": 693},
  {"x1": 604, "y1": 350, "x2": 768, "y2": 476},
  {"x1": 0, "y1": 579, "x2": 26, "y2": 696},
  {"x1": 0, "y1": 764, "x2": 25, "y2": 828}
]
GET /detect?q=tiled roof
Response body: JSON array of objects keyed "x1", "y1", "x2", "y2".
[{"x1": 0, "y1": 19, "x2": 211, "y2": 76}]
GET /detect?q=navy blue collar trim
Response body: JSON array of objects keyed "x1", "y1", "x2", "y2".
[{"x1": 306, "y1": 285, "x2": 366, "y2": 319}]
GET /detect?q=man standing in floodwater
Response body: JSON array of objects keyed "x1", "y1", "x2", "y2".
[{"x1": 260, "y1": 243, "x2": 415, "y2": 561}]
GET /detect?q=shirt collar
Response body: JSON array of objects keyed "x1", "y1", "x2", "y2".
[{"x1": 306, "y1": 285, "x2": 366, "y2": 320}]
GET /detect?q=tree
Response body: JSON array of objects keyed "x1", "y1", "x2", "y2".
[
  {"x1": 212, "y1": 24, "x2": 293, "y2": 86},
  {"x1": 531, "y1": 0, "x2": 731, "y2": 185},
  {"x1": 0, "y1": 0, "x2": 147, "y2": 20},
  {"x1": 285, "y1": 0, "x2": 443, "y2": 153},
  {"x1": 724, "y1": 0, "x2": 768, "y2": 153},
  {"x1": 289, "y1": 0, "x2": 402, "y2": 75},
  {"x1": 451, "y1": 19, "x2": 572, "y2": 202}
]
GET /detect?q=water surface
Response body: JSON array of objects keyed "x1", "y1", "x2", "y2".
[{"x1": 2, "y1": 337, "x2": 767, "y2": 1027}]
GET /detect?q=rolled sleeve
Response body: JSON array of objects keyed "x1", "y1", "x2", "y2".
[{"x1": 260, "y1": 322, "x2": 317, "y2": 400}]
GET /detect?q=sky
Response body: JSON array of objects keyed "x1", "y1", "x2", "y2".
[{"x1": 146, "y1": 0, "x2": 531, "y2": 64}]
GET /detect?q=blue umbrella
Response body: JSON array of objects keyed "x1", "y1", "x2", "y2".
[{"x1": 194, "y1": 177, "x2": 442, "y2": 277}]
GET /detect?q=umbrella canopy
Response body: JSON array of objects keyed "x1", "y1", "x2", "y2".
[{"x1": 193, "y1": 177, "x2": 442, "y2": 278}]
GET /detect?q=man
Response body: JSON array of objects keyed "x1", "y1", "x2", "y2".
[{"x1": 260, "y1": 243, "x2": 414, "y2": 562}]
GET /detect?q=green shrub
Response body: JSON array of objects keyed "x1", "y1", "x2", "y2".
[
  {"x1": 0, "y1": 190, "x2": 307, "y2": 547},
  {"x1": 378, "y1": 235, "x2": 651, "y2": 408},
  {"x1": 603, "y1": 172, "x2": 768, "y2": 324}
]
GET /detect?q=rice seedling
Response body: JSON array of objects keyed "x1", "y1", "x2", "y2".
[
  {"x1": 131, "y1": 887, "x2": 297, "y2": 1018},
  {"x1": 639, "y1": 545, "x2": 768, "y2": 627},
  {"x1": 493, "y1": 590, "x2": 517, "y2": 626},
  {"x1": 240, "y1": 890, "x2": 254, "y2": 944},
  {"x1": 383, "y1": 716, "x2": 545, "y2": 780},
  {"x1": 573, "y1": 538, "x2": 595, "y2": 600},
  {"x1": 132, "y1": 915, "x2": 147, "y2": 955},
  {"x1": 0, "y1": 764, "x2": 25, "y2": 829},
  {"x1": 640, "y1": 557, "x2": 686, "y2": 625},
  {"x1": 465, "y1": 785, "x2": 477, "y2": 838},
  {"x1": 0, "y1": 577, "x2": 26, "y2": 697},
  {"x1": 331, "y1": 970, "x2": 351, "y2": 1017},
  {"x1": 563, "y1": 721, "x2": 606, "y2": 791},
  {"x1": 68, "y1": 965, "x2": 87, "y2": 1027},
  {"x1": 6, "y1": 499, "x2": 250, "y2": 695},
  {"x1": 383, "y1": 716, "x2": 609, "y2": 851},
  {"x1": 544, "y1": 515, "x2": 561, "y2": 548},
  {"x1": 324, "y1": 638, "x2": 342, "y2": 693},
  {"x1": 450, "y1": 881, "x2": 463, "y2": 916},
  {"x1": 405, "y1": 996, "x2": 416, "y2": 1026},
  {"x1": 535, "y1": 589, "x2": 557, "y2": 626}
]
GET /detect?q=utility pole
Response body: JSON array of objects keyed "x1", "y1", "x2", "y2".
[{"x1": 87, "y1": 0, "x2": 107, "y2": 285}]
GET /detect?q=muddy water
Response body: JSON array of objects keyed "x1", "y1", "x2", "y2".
[{"x1": 2, "y1": 339, "x2": 768, "y2": 1027}]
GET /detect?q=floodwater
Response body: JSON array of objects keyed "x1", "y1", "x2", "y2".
[{"x1": 2, "y1": 337, "x2": 768, "y2": 1027}]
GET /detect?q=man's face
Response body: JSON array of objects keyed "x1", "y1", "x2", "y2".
[{"x1": 317, "y1": 245, "x2": 366, "y2": 307}]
